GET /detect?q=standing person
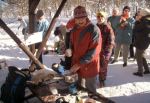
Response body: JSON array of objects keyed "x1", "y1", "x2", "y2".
[
  {"x1": 107, "y1": 7, "x2": 119, "y2": 34},
  {"x1": 68, "y1": 6, "x2": 102, "y2": 94},
  {"x1": 133, "y1": 8, "x2": 150, "y2": 77},
  {"x1": 111, "y1": 6, "x2": 135, "y2": 67},
  {"x1": 34, "y1": 9, "x2": 49, "y2": 69},
  {"x1": 17, "y1": 17, "x2": 28, "y2": 40},
  {"x1": 96, "y1": 11, "x2": 115, "y2": 87},
  {"x1": 66, "y1": 18, "x2": 75, "y2": 49},
  {"x1": 54, "y1": 24, "x2": 66, "y2": 55},
  {"x1": 129, "y1": 8, "x2": 142, "y2": 59},
  {"x1": 63, "y1": 18, "x2": 75, "y2": 70},
  {"x1": 107, "y1": 7, "x2": 119, "y2": 59}
]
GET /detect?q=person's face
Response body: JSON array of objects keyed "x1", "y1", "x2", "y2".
[
  {"x1": 36, "y1": 16, "x2": 43, "y2": 22},
  {"x1": 75, "y1": 17, "x2": 87, "y2": 27},
  {"x1": 96, "y1": 15, "x2": 105, "y2": 24},
  {"x1": 123, "y1": 9, "x2": 130, "y2": 16},
  {"x1": 112, "y1": 9, "x2": 118, "y2": 16}
]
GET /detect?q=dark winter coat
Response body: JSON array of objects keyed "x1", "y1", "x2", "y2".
[
  {"x1": 115, "y1": 16, "x2": 135, "y2": 45},
  {"x1": 133, "y1": 15, "x2": 150, "y2": 50}
]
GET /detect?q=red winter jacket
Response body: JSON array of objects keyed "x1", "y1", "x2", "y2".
[{"x1": 70, "y1": 22, "x2": 102, "y2": 78}]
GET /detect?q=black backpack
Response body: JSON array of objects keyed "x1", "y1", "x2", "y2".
[{"x1": 0, "y1": 66, "x2": 31, "y2": 103}]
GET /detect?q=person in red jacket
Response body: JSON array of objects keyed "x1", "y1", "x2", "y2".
[{"x1": 66, "y1": 6, "x2": 102, "y2": 94}]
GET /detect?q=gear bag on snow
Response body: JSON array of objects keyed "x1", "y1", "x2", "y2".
[{"x1": 0, "y1": 66, "x2": 31, "y2": 103}]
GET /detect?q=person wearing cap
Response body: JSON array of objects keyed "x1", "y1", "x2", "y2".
[
  {"x1": 67, "y1": 6, "x2": 101, "y2": 94},
  {"x1": 96, "y1": 11, "x2": 115, "y2": 87},
  {"x1": 34, "y1": 9, "x2": 49, "y2": 69},
  {"x1": 133, "y1": 8, "x2": 150, "y2": 77},
  {"x1": 111, "y1": 6, "x2": 135, "y2": 67}
]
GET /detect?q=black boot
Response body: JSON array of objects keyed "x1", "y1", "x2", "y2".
[
  {"x1": 133, "y1": 72, "x2": 143, "y2": 77},
  {"x1": 144, "y1": 71, "x2": 150, "y2": 74},
  {"x1": 123, "y1": 62, "x2": 127, "y2": 67}
]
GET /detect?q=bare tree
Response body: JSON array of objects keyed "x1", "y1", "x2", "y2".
[{"x1": 1, "y1": 0, "x2": 150, "y2": 19}]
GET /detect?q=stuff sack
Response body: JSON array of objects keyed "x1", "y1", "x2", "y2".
[{"x1": 0, "y1": 66, "x2": 31, "y2": 103}]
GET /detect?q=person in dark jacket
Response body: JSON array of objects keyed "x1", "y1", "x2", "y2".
[{"x1": 133, "y1": 8, "x2": 150, "y2": 77}]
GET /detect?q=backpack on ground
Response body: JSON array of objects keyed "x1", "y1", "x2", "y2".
[{"x1": 0, "y1": 66, "x2": 31, "y2": 103}]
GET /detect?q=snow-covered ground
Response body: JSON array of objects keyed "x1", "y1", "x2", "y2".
[{"x1": 0, "y1": 21, "x2": 150, "y2": 103}]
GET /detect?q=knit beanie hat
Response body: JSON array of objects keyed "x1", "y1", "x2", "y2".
[
  {"x1": 74, "y1": 6, "x2": 88, "y2": 18},
  {"x1": 123, "y1": 6, "x2": 130, "y2": 11}
]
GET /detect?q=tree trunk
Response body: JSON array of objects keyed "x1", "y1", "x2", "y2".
[
  {"x1": 29, "y1": 0, "x2": 67, "y2": 71},
  {"x1": 28, "y1": 0, "x2": 40, "y2": 71}
]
